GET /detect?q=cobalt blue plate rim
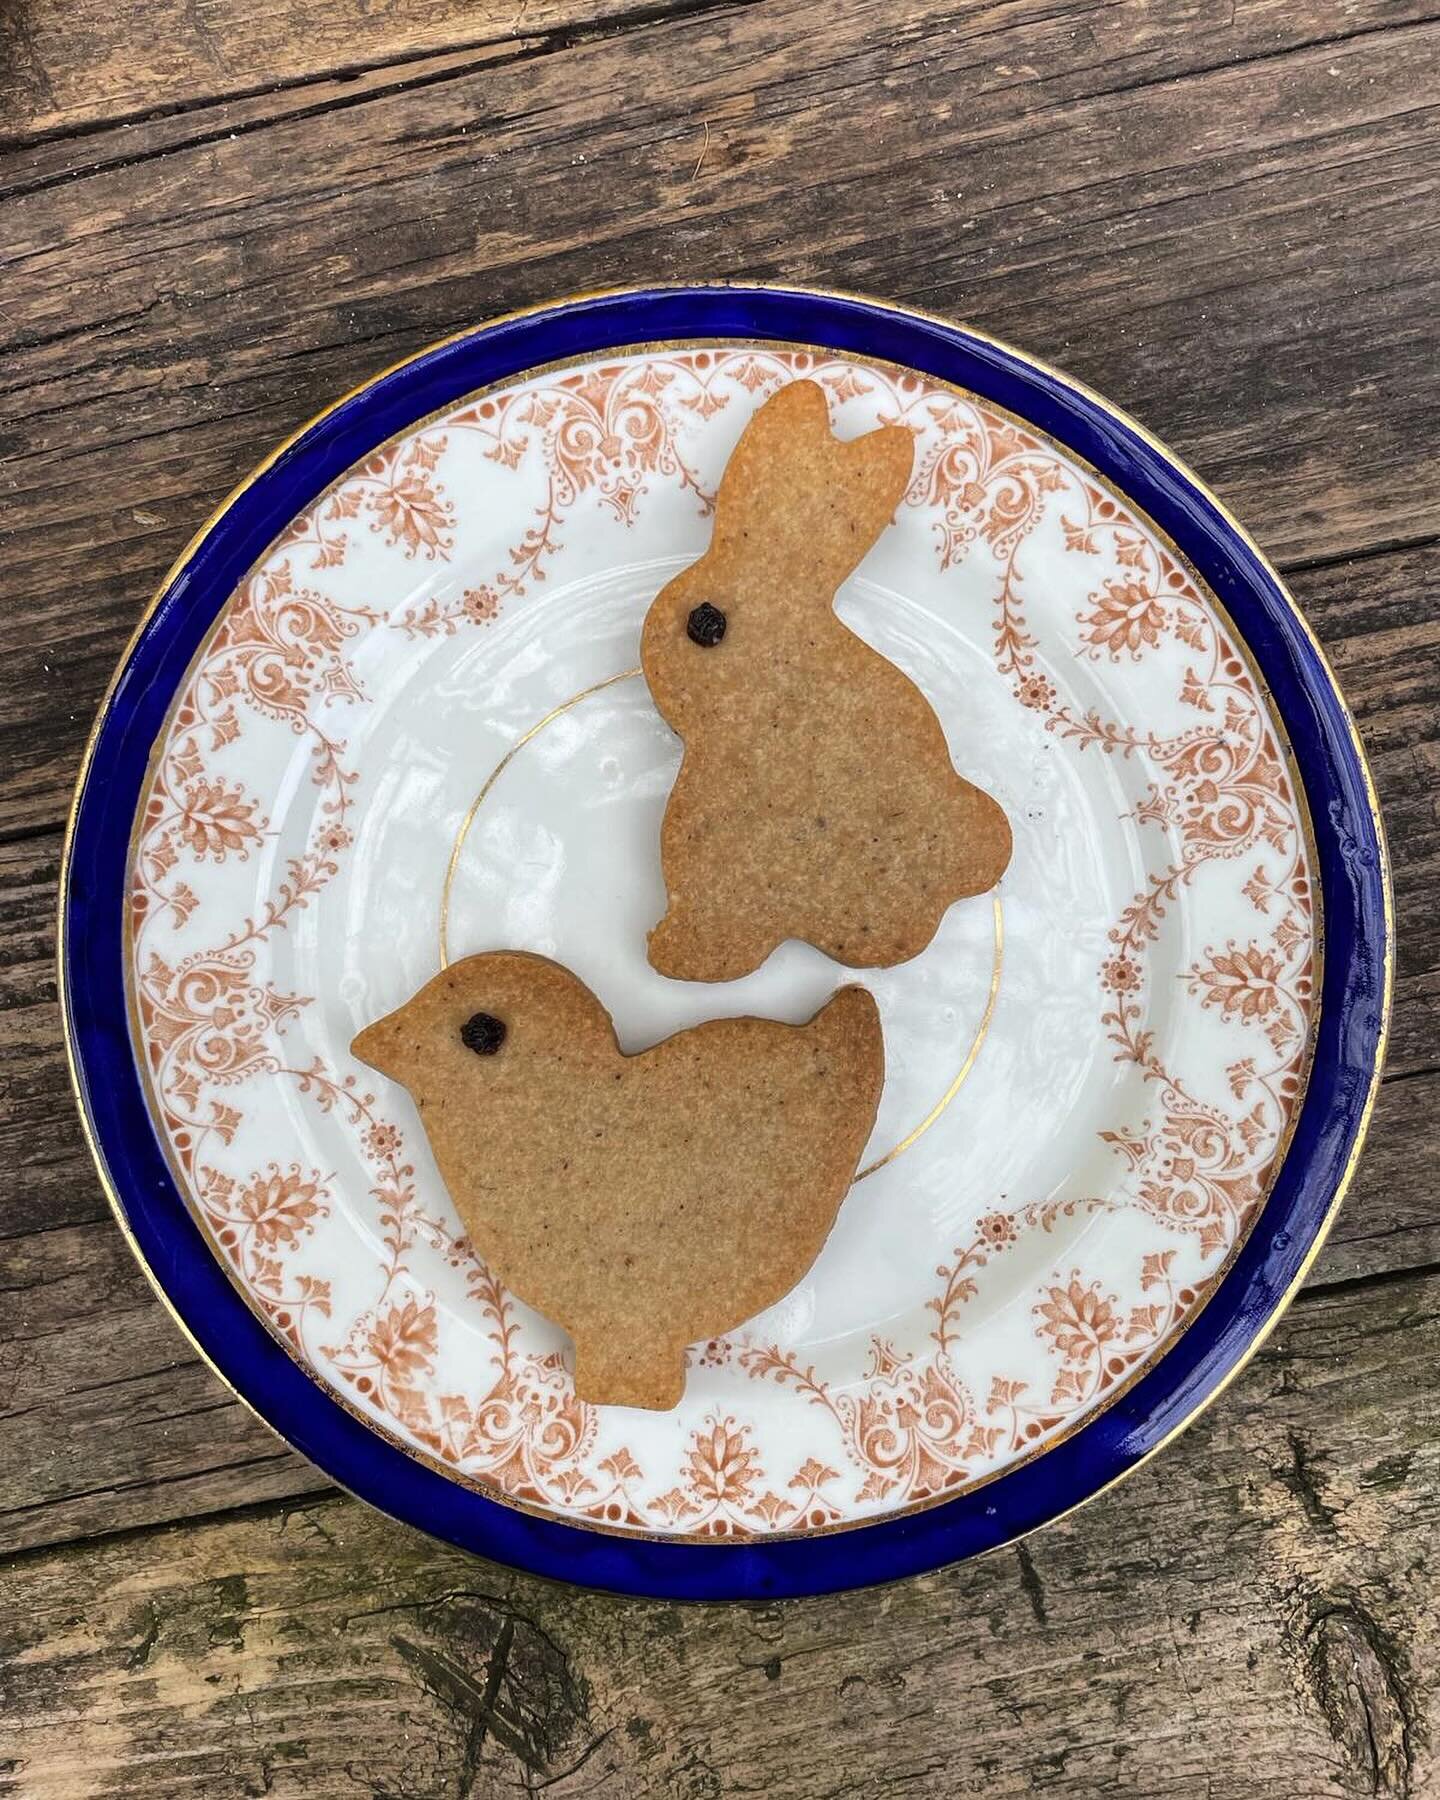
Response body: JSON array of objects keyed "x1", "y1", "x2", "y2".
[{"x1": 60, "y1": 284, "x2": 1391, "y2": 1600}]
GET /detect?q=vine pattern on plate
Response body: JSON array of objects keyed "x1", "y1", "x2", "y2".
[
  {"x1": 882, "y1": 370, "x2": 1315, "y2": 1261},
  {"x1": 275, "y1": 357, "x2": 740, "y2": 637},
  {"x1": 126, "y1": 348, "x2": 1316, "y2": 1535}
]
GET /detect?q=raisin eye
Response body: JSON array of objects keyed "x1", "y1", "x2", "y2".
[
  {"x1": 686, "y1": 602, "x2": 727, "y2": 647},
  {"x1": 460, "y1": 1011, "x2": 507, "y2": 1055}
]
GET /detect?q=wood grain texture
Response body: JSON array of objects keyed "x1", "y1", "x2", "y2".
[
  {"x1": 1, "y1": 3, "x2": 1438, "y2": 838},
  {"x1": 0, "y1": 0, "x2": 688, "y2": 144},
  {"x1": 2, "y1": 1263, "x2": 1437, "y2": 1798},
  {"x1": 1, "y1": 0, "x2": 1437, "y2": 1787},
  {"x1": 0, "y1": 1216, "x2": 328, "y2": 1555},
  {"x1": 1, "y1": 0, "x2": 1432, "y2": 148}
]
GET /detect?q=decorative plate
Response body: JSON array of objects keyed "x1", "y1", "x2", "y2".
[{"x1": 62, "y1": 286, "x2": 1389, "y2": 1600}]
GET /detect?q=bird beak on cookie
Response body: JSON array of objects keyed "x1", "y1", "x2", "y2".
[{"x1": 350, "y1": 1005, "x2": 408, "y2": 1084}]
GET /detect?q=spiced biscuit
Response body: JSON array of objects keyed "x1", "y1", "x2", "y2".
[
  {"x1": 353, "y1": 952, "x2": 884, "y2": 1411},
  {"x1": 642, "y1": 378, "x2": 1011, "y2": 982}
]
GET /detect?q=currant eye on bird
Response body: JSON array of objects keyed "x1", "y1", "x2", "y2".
[
  {"x1": 460, "y1": 1011, "x2": 507, "y2": 1056},
  {"x1": 686, "y1": 601, "x2": 727, "y2": 647}
]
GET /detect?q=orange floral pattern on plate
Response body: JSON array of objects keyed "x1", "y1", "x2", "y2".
[{"x1": 126, "y1": 348, "x2": 1316, "y2": 1538}]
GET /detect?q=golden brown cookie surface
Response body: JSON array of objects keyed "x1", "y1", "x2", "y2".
[
  {"x1": 642, "y1": 378, "x2": 1012, "y2": 982},
  {"x1": 352, "y1": 953, "x2": 884, "y2": 1411}
]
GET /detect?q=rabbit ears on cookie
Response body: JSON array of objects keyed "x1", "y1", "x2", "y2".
[{"x1": 709, "y1": 379, "x2": 915, "y2": 586}]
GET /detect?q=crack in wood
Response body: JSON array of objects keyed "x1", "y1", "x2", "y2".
[
  {"x1": 1284, "y1": 530, "x2": 1440, "y2": 577},
  {"x1": 1277, "y1": 1429, "x2": 1341, "y2": 1537},
  {"x1": 0, "y1": 0, "x2": 765, "y2": 198},
  {"x1": 0, "y1": 1486, "x2": 343, "y2": 1570},
  {"x1": 0, "y1": 1445, "x2": 300, "y2": 1523},
  {"x1": 1066, "y1": 11, "x2": 1440, "y2": 107},
  {"x1": 1377, "y1": 1063, "x2": 1440, "y2": 1089},
  {"x1": 123, "y1": 1597, "x2": 161, "y2": 1671},
  {"x1": 375, "y1": 1590, "x2": 596, "y2": 1792},
  {"x1": 1299, "y1": 1259, "x2": 1440, "y2": 1306},
  {"x1": 396, "y1": 1618, "x2": 522, "y2": 1784},
  {"x1": 1013, "y1": 1541, "x2": 1048, "y2": 1626}
]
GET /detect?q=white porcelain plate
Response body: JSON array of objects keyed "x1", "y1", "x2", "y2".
[{"x1": 120, "y1": 337, "x2": 1323, "y2": 1541}]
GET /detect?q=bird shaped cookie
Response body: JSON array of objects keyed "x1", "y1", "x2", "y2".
[
  {"x1": 642, "y1": 377, "x2": 1012, "y2": 983},
  {"x1": 352, "y1": 952, "x2": 884, "y2": 1411}
]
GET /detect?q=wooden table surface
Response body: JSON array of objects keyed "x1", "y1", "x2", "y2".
[{"x1": 2, "y1": 1, "x2": 1438, "y2": 1793}]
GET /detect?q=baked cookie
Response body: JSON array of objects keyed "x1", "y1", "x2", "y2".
[
  {"x1": 642, "y1": 378, "x2": 1011, "y2": 982},
  {"x1": 352, "y1": 952, "x2": 884, "y2": 1411}
]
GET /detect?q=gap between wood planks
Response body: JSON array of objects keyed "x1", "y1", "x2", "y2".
[
  {"x1": 0, "y1": 0, "x2": 755, "y2": 195},
  {"x1": 1065, "y1": 10, "x2": 1440, "y2": 106},
  {"x1": 1301, "y1": 1255, "x2": 1440, "y2": 1303},
  {"x1": 3, "y1": 2, "x2": 1437, "y2": 204},
  {"x1": 0, "y1": 0, "x2": 760, "y2": 157}
]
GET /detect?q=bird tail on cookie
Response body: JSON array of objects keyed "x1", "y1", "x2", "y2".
[
  {"x1": 810, "y1": 983, "x2": 885, "y2": 1120},
  {"x1": 710, "y1": 379, "x2": 914, "y2": 591}
]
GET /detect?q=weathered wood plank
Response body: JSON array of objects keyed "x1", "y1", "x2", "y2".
[
  {"x1": 0, "y1": 0, "x2": 683, "y2": 145},
  {"x1": 0, "y1": 1219, "x2": 327, "y2": 1552},
  {"x1": 0, "y1": 13, "x2": 1436, "y2": 838},
  {"x1": 1, "y1": 0, "x2": 1431, "y2": 152},
  {"x1": 2, "y1": 1262, "x2": 1436, "y2": 1799}
]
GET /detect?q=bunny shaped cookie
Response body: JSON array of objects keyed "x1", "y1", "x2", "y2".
[{"x1": 641, "y1": 378, "x2": 1011, "y2": 983}]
